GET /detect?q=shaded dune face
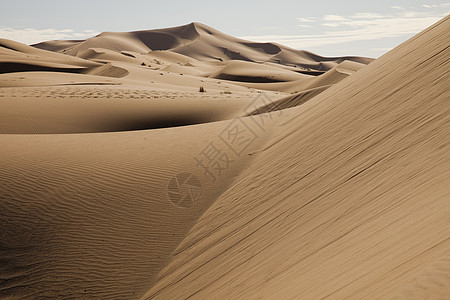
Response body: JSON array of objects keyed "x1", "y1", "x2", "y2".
[
  {"x1": 0, "y1": 114, "x2": 214, "y2": 134},
  {"x1": 0, "y1": 62, "x2": 84, "y2": 74},
  {"x1": 241, "y1": 42, "x2": 282, "y2": 55},
  {"x1": 218, "y1": 47, "x2": 251, "y2": 61},
  {"x1": 132, "y1": 32, "x2": 180, "y2": 51},
  {"x1": 213, "y1": 74, "x2": 284, "y2": 83}
]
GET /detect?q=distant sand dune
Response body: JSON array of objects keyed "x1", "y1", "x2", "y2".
[
  {"x1": 210, "y1": 60, "x2": 310, "y2": 83},
  {"x1": 0, "y1": 86, "x2": 261, "y2": 133},
  {"x1": 34, "y1": 22, "x2": 373, "y2": 71}
]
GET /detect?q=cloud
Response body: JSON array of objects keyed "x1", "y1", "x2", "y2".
[
  {"x1": 297, "y1": 17, "x2": 317, "y2": 23},
  {"x1": 240, "y1": 7, "x2": 448, "y2": 53},
  {"x1": 423, "y1": 3, "x2": 450, "y2": 8},
  {"x1": 0, "y1": 27, "x2": 99, "y2": 45},
  {"x1": 322, "y1": 23, "x2": 341, "y2": 27},
  {"x1": 323, "y1": 15, "x2": 348, "y2": 21}
]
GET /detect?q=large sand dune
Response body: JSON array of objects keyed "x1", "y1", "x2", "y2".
[
  {"x1": 34, "y1": 23, "x2": 372, "y2": 69},
  {"x1": 142, "y1": 15, "x2": 450, "y2": 299},
  {"x1": 0, "y1": 16, "x2": 449, "y2": 299}
]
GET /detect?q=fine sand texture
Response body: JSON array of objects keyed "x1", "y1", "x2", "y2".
[
  {"x1": 0, "y1": 17, "x2": 449, "y2": 299},
  {"x1": 142, "y1": 15, "x2": 450, "y2": 299}
]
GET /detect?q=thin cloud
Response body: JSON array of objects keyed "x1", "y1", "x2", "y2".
[
  {"x1": 423, "y1": 3, "x2": 450, "y2": 8},
  {"x1": 322, "y1": 23, "x2": 341, "y2": 27},
  {"x1": 297, "y1": 17, "x2": 317, "y2": 23},
  {"x1": 240, "y1": 8, "x2": 448, "y2": 51},
  {"x1": 0, "y1": 27, "x2": 99, "y2": 45},
  {"x1": 323, "y1": 15, "x2": 349, "y2": 21}
]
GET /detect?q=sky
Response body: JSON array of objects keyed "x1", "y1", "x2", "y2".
[{"x1": 0, "y1": 0, "x2": 449, "y2": 58}]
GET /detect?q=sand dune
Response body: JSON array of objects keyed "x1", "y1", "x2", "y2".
[
  {"x1": 142, "y1": 15, "x2": 450, "y2": 299},
  {"x1": 0, "y1": 16, "x2": 449, "y2": 300},
  {"x1": 209, "y1": 60, "x2": 311, "y2": 83},
  {"x1": 34, "y1": 23, "x2": 373, "y2": 70},
  {"x1": 0, "y1": 103, "x2": 284, "y2": 298},
  {"x1": 0, "y1": 38, "x2": 100, "y2": 73},
  {"x1": 0, "y1": 86, "x2": 263, "y2": 134}
]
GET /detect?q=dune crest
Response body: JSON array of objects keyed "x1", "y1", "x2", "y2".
[{"x1": 34, "y1": 22, "x2": 373, "y2": 70}]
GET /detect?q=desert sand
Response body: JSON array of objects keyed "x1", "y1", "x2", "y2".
[{"x1": 0, "y1": 17, "x2": 449, "y2": 299}]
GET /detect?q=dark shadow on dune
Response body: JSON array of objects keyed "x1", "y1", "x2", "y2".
[
  {"x1": 213, "y1": 74, "x2": 284, "y2": 83},
  {"x1": 121, "y1": 52, "x2": 136, "y2": 58},
  {"x1": 241, "y1": 42, "x2": 281, "y2": 55},
  {"x1": 220, "y1": 47, "x2": 251, "y2": 61},
  {"x1": 110, "y1": 115, "x2": 213, "y2": 132},
  {"x1": 0, "y1": 114, "x2": 219, "y2": 134},
  {"x1": 133, "y1": 32, "x2": 179, "y2": 50},
  {"x1": 0, "y1": 44, "x2": 19, "y2": 52},
  {"x1": 0, "y1": 62, "x2": 84, "y2": 74},
  {"x1": 293, "y1": 70, "x2": 325, "y2": 76}
]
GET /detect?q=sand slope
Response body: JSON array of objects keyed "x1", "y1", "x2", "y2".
[
  {"x1": 141, "y1": 15, "x2": 450, "y2": 299},
  {"x1": 0, "y1": 86, "x2": 265, "y2": 134},
  {"x1": 0, "y1": 109, "x2": 285, "y2": 299}
]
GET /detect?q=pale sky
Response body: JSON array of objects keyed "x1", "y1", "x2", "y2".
[{"x1": 1, "y1": 0, "x2": 449, "y2": 57}]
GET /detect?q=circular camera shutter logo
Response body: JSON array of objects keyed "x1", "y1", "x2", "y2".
[{"x1": 167, "y1": 173, "x2": 202, "y2": 208}]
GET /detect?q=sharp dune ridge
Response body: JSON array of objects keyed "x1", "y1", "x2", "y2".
[{"x1": 0, "y1": 16, "x2": 449, "y2": 299}]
